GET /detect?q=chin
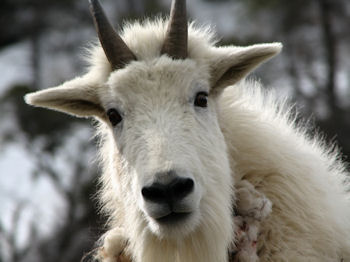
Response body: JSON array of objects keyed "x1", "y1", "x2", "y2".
[{"x1": 146, "y1": 210, "x2": 201, "y2": 239}]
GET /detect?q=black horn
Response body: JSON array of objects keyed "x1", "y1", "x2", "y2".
[
  {"x1": 89, "y1": 0, "x2": 136, "y2": 69},
  {"x1": 161, "y1": 0, "x2": 188, "y2": 59}
]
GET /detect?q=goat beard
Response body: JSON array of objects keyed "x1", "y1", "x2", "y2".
[{"x1": 94, "y1": 180, "x2": 272, "y2": 262}]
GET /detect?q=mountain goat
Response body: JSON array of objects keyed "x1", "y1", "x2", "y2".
[{"x1": 25, "y1": 0, "x2": 350, "y2": 261}]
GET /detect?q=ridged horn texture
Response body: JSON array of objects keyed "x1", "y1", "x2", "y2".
[
  {"x1": 161, "y1": 0, "x2": 188, "y2": 59},
  {"x1": 89, "y1": 0, "x2": 136, "y2": 69}
]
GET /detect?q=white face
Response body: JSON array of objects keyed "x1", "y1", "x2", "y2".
[{"x1": 101, "y1": 56, "x2": 232, "y2": 239}]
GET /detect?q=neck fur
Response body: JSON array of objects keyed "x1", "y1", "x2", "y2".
[{"x1": 127, "y1": 212, "x2": 233, "y2": 262}]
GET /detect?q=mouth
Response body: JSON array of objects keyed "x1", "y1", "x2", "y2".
[{"x1": 156, "y1": 212, "x2": 191, "y2": 224}]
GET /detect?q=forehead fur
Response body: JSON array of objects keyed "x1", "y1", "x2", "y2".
[
  {"x1": 86, "y1": 19, "x2": 218, "y2": 79},
  {"x1": 102, "y1": 56, "x2": 209, "y2": 111},
  {"x1": 109, "y1": 56, "x2": 207, "y2": 91}
]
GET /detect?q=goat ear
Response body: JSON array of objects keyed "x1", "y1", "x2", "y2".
[
  {"x1": 210, "y1": 43, "x2": 282, "y2": 92},
  {"x1": 25, "y1": 75, "x2": 104, "y2": 118}
]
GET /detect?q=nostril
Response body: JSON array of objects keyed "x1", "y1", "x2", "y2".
[
  {"x1": 170, "y1": 178, "x2": 194, "y2": 200},
  {"x1": 141, "y1": 177, "x2": 195, "y2": 204},
  {"x1": 141, "y1": 185, "x2": 166, "y2": 203}
]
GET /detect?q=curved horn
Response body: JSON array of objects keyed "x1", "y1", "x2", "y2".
[
  {"x1": 161, "y1": 0, "x2": 188, "y2": 59},
  {"x1": 89, "y1": 0, "x2": 136, "y2": 69}
]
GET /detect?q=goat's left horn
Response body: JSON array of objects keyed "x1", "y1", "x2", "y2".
[
  {"x1": 89, "y1": 0, "x2": 136, "y2": 69},
  {"x1": 161, "y1": 0, "x2": 188, "y2": 59}
]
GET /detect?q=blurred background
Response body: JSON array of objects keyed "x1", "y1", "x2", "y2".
[{"x1": 0, "y1": 0, "x2": 349, "y2": 261}]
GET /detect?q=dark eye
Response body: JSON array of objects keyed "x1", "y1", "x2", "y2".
[
  {"x1": 194, "y1": 92, "x2": 208, "y2": 108},
  {"x1": 107, "y1": 108, "x2": 122, "y2": 126}
]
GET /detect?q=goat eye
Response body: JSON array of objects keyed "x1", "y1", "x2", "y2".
[
  {"x1": 107, "y1": 108, "x2": 122, "y2": 126},
  {"x1": 194, "y1": 92, "x2": 208, "y2": 108}
]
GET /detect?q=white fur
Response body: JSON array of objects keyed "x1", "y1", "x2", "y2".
[
  {"x1": 25, "y1": 18, "x2": 350, "y2": 262},
  {"x1": 219, "y1": 81, "x2": 350, "y2": 261}
]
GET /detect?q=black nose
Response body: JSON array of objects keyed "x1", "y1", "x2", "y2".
[{"x1": 141, "y1": 177, "x2": 194, "y2": 205}]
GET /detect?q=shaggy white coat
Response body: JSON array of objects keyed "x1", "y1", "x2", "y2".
[{"x1": 25, "y1": 19, "x2": 350, "y2": 262}]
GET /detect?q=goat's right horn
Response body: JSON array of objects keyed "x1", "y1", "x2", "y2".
[
  {"x1": 89, "y1": 0, "x2": 136, "y2": 69},
  {"x1": 161, "y1": 0, "x2": 188, "y2": 59}
]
